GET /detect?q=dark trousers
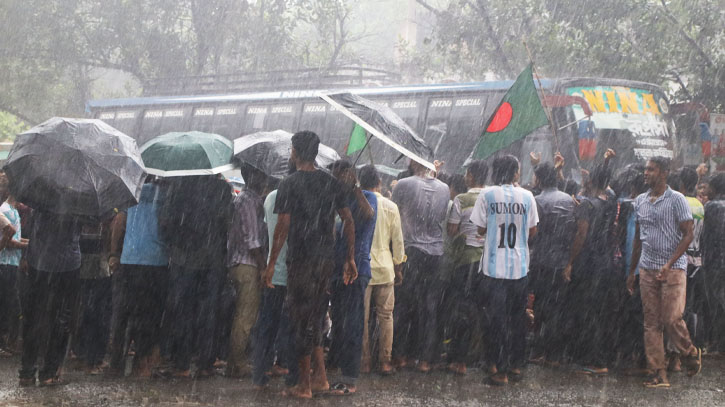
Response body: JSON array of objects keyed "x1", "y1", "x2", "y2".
[
  {"x1": 685, "y1": 264, "x2": 707, "y2": 348},
  {"x1": 565, "y1": 270, "x2": 619, "y2": 367},
  {"x1": 619, "y1": 275, "x2": 645, "y2": 365},
  {"x1": 482, "y1": 275, "x2": 528, "y2": 373},
  {"x1": 110, "y1": 265, "x2": 169, "y2": 370},
  {"x1": 167, "y1": 263, "x2": 223, "y2": 371},
  {"x1": 446, "y1": 262, "x2": 482, "y2": 364},
  {"x1": 329, "y1": 276, "x2": 370, "y2": 384},
  {"x1": 529, "y1": 266, "x2": 567, "y2": 362},
  {"x1": 77, "y1": 277, "x2": 112, "y2": 366},
  {"x1": 286, "y1": 257, "x2": 333, "y2": 358},
  {"x1": 392, "y1": 247, "x2": 444, "y2": 363},
  {"x1": 703, "y1": 267, "x2": 725, "y2": 352},
  {"x1": 19, "y1": 268, "x2": 80, "y2": 380},
  {"x1": 0, "y1": 265, "x2": 21, "y2": 348},
  {"x1": 252, "y1": 285, "x2": 295, "y2": 386}
]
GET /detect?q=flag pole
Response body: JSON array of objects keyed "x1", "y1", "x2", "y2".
[{"x1": 523, "y1": 41, "x2": 559, "y2": 153}]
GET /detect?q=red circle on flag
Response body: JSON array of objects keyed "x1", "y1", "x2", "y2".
[{"x1": 487, "y1": 102, "x2": 513, "y2": 133}]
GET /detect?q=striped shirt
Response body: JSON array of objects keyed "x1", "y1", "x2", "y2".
[
  {"x1": 470, "y1": 185, "x2": 539, "y2": 280},
  {"x1": 635, "y1": 187, "x2": 693, "y2": 271}
]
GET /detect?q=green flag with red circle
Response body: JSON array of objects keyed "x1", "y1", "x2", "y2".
[{"x1": 473, "y1": 64, "x2": 549, "y2": 160}]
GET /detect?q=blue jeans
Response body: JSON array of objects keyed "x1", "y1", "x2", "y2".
[
  {"x1": 252, "y1": 285, "x2": 295, "y2": 386},
  {"x1": 329, "y1": 275, "x2": 370, "y2": 385}
]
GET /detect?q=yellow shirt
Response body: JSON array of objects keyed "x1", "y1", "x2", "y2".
[{"x1": 370, "y1": 192, "x2": 406, "y2": 285}]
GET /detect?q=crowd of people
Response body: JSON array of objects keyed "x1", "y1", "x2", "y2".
[{"x1": 0, "y1": 130, "x2": 724, "y2": 396}]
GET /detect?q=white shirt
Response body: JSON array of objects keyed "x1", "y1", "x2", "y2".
[{"x1": 470, "y1": 184, "x2": 539, "y2": 280}]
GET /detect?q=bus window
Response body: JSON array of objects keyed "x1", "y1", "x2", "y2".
[
  {"x1": 190, "y1": 106, "x2": 215, "y2": 134},
  {"x1": 389, "y1": 99, "x2": 421, "y2": 129},
  {"x1": 157, "y1": 108, "x2": 189, "y2": 136},
  {"x1": 243, "y1": 106, "x2": 268, "y2": 134},
  {"x1": 323, "y1": 108, "x2": 354, "y2": 153},
  {"x1": 299, "y1": 103, "x2": 328, "y2": 135},
  {"x1": 424, "y1": 98, "x2": 453, "y2": 157},
  {"x1": 265, "y1": 104, "x2": 298, "y2": 132},
  {"x1": 212, "y1": 106, "x2": 244, "y2": 139}
]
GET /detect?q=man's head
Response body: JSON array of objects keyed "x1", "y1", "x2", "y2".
[
  {"x1": 614, "y1": 165, "x2": 646, "y2": 198},
  {"x1": 290, "y1": 130, "x2": 320, "y2": 165},
  {"x1": 668, "y1": 171, "x2": 683, "y2": 193},
  {"x1": 708, "y1": 173, "x2": 725, "y2": 199},
  {"x1": 330, "y1": 159, "x2": 356, "y2": 189},
  {"x1": 491, "y1": 155, "x2": 520, "y2": 186},
  {"x1": 447, "y1": 174, "x2": 467, "y2": 199},
  {"x1": 240, "y1": 163, "x2": 267, "y2": 193},
  {"x1": 679, "y1": 167, "x2": 699, "y2": 196},
  {"x1": 0, "y1": 172, "x2": 9, "y2": 202},
  {"x1": 644, "y1": 156, "x2": 671, "y2": 188},
  {"x1": 407, "y1": 159, "x2": 427, "y2": 176},
  {"x1": 465, "y1": 160, "x2": 489, "y2": 188},
  {"x1": 533, "y1": 162, "x2": 557, "y2": 190},
  {"x1": 358, "y1": 165, "x2": 380, "y2": 192},
  {"x1": 589, "y1": 163, "x2": 612, "y2": 193}
]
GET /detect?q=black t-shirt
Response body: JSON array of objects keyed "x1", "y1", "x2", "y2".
[
  {"x1": 574, "y1": 195, "x2": 617, "y2": 270},
  {"x1": 274, "y1": 170, "x2": 347, "y2": 262}
]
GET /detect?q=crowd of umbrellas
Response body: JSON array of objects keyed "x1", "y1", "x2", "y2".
[{"x1": 3, "y1": 118, "x2": 343, "y2": 219}]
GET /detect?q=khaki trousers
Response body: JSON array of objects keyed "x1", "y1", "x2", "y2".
[
  {"x1": 640, "y1": 268, "x2": 695, "y2": 371},
  {"x1": 362, "y1": 282, "x2": 395, "y2": 365},
  {"x1": 227, "y1": 264, "x2": 261, "y2": 372}
]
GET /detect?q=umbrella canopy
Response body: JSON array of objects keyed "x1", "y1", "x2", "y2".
[
  {"x1": 4, "y1": 117, "x2": 146, "y2": 218},
  {"x1": 233, "y1": 130, "x2": 340, "y2": 179},
  {"x1": 319, "y1": 92, "x2": 435, "y2": 171},
  {"x1": 140, "y1": 131, "x2": 234, "y2": 177}
]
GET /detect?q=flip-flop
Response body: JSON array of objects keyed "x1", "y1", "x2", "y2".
[
  {"x1": 325, "y1": 382, "x2": 356, "y2": 396},
  {"x1": 685, "y1": 348, "x2": 702, "y2": 377},
  {"x1": 576, "y1": 367, "x2": 608, "y2": 376},
  {"x1": 643, "y1": 376, "x2": 670, "y2": 388}
]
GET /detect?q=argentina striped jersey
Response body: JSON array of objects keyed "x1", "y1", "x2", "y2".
[{"x1": 470, "y1": 185, "x2": 539, "y2": 280}]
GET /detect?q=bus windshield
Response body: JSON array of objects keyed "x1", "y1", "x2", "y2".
[{"x1": 566, "y1": 85, "x2": 673, "y2": 165}]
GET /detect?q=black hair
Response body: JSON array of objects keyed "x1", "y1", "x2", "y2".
[
  {"x1": 679, "y1": 167, "x2": 698, "y2": 195},
  {"x1": 466, "y1": 160, "x2": 489, "y2": 186},
  {"x1": 358, "y1": 165, "x2": 380, "y2": 190},
  {"x1": 491, "y1": 155, "x2": 519, "y2": 185},
  {"x1": 564, "y1": 179, "x2": 580, "y2": 196},
  {"x1": 329, "y1": 159, "x2": 352, "y2": 173},
  {"x1": 709, "y1": 173, "x2": 725, "y2": 197},
  {"x1": 291, "y1": 130, "x2": 320, "y2": 162},
  {"x1": 648, "y1": 156, "x2": 671, "y2": 173},
  {"x1": 534, "y1": 162, "x2": 557, "y2": 189},
  {"x1": 447, "y1": 174, "x2": 467, "y2": 196},
  {"x1": 589, "y1": 163, "x2": 612, "y2": 191},
  {"x1": 613, "y1": 164, "x2": 645, "y2": 197},
  {"x1": 668, "y1": 171, "x2": 682, "y2": 192}
]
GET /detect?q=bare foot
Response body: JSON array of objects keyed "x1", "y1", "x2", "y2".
[
  {"x1": 269, "y1": 365, "x2": 288, "y2": 377},
  {"x1": 360, "y1": 360, "x2": 371, "y2": 374},
  {"x1": 310, "y1": 379, "x2": 330, "y2": 393},
  {"x1": 392, "y1": 357, "x2": 407, "y2": 370},
  {"x1": 417, "y1": 361, "x2": 431, "y2": 373},
  {"x1": 379, "y1": 362, "x2": 394, "y2": 376},
  {"x1": 173, "y1": 369, "x2": 191, "y2": 378},
  {"x1": 283, "y1": 385, "x2": 313, "y2": 399}
]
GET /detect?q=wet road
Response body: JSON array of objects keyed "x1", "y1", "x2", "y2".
[{"x1": 1, "y1": 356, "x2": 724, "y2": 406}]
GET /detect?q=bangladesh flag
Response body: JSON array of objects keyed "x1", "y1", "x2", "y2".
[
  {"x1": 346, "y1": 123, "x2": 367, "y2": 155},
  {"x1": 472, "y1": 64, "x2": 549, "y2": 160}
]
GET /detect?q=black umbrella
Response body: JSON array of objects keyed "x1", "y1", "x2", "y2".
[
  {"x1": 4, "y1": 117, "x2": 147, "y2": 217},
  {"x1": 233, "y1": 130, "x2": 340, "y2": 179},
  {"x1": 320, "y1": 92, "x2": 435, "y2": 170}
]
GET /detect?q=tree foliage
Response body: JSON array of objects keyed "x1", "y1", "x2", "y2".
[{"x1": 408, "y1": 0, "x2": 724, "y2": 109}]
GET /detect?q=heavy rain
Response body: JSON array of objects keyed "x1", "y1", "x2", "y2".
[{"x1": 0, "y1": 0, "x2": 724, "y2": 406}]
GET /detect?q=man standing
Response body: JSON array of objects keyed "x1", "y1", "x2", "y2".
[
  {"x1": 701, "y1": 173, "x2": 725, "y2": 352},
  {"x1": 226, "y1": 164, "x2": 268, "y2": 378},
  {"x1": 562, "y1": 164, "x2": 618, "y2": 375},
  {"x1": 0, "y1": 191, "x2": 26, "y2": 356},
  {"x1": 470, "y1": 155, "x2": 538, "y2": 386},
  {"x1": 529, "y1": 162, "x2": 575, "y2": 366},
  {"x1": 19, "y1": 209, "x2": 82, "y2": 387},
  {"x1": 327, "y1": 160, "x2": 376, "y2": 395},
  {"x1": 264, "y1": 131, "x2": 356, "y2": 399},
  {"x1": 391, "y1": 159, "x2": 450, "y2": 373},
  {"x1": 628, "y1": 157, "x2": 702, "y2": 388},
  {"x1": 361, "y1": 165, "x2": 405, "y2": 376},
  {"x1": 445, "y1": 160, "x2": 488, "y2": 375},
  {"x1": 160, "y1": 175, "x2": 232, "y2": 378}
]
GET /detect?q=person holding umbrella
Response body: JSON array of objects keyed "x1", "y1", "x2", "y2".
[
  {"x1": 4, "y1": 118, "x2": 147, "y2": 387},
  {"x1": 264, "y1": 131, "x2": 356, "y2": 399}
]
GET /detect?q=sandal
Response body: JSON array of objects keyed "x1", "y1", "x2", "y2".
[
  {"x1": 643, "y1": 375, "x2": 670, "y2": 388},
  {"x1": 326, "y1": 382, "x2": 356, "y2": 396},
  {"x1": 684, "y1": 347, "x2": 702, "y2": 377}
]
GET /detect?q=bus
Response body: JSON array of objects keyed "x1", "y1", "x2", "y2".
[{"x1": 87, "y1": 76, "x2": 676, "y2": 182}]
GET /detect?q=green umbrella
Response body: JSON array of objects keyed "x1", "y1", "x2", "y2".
[{"x1": 140, "y1": 131, "x2": 234, "y2": 177}]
